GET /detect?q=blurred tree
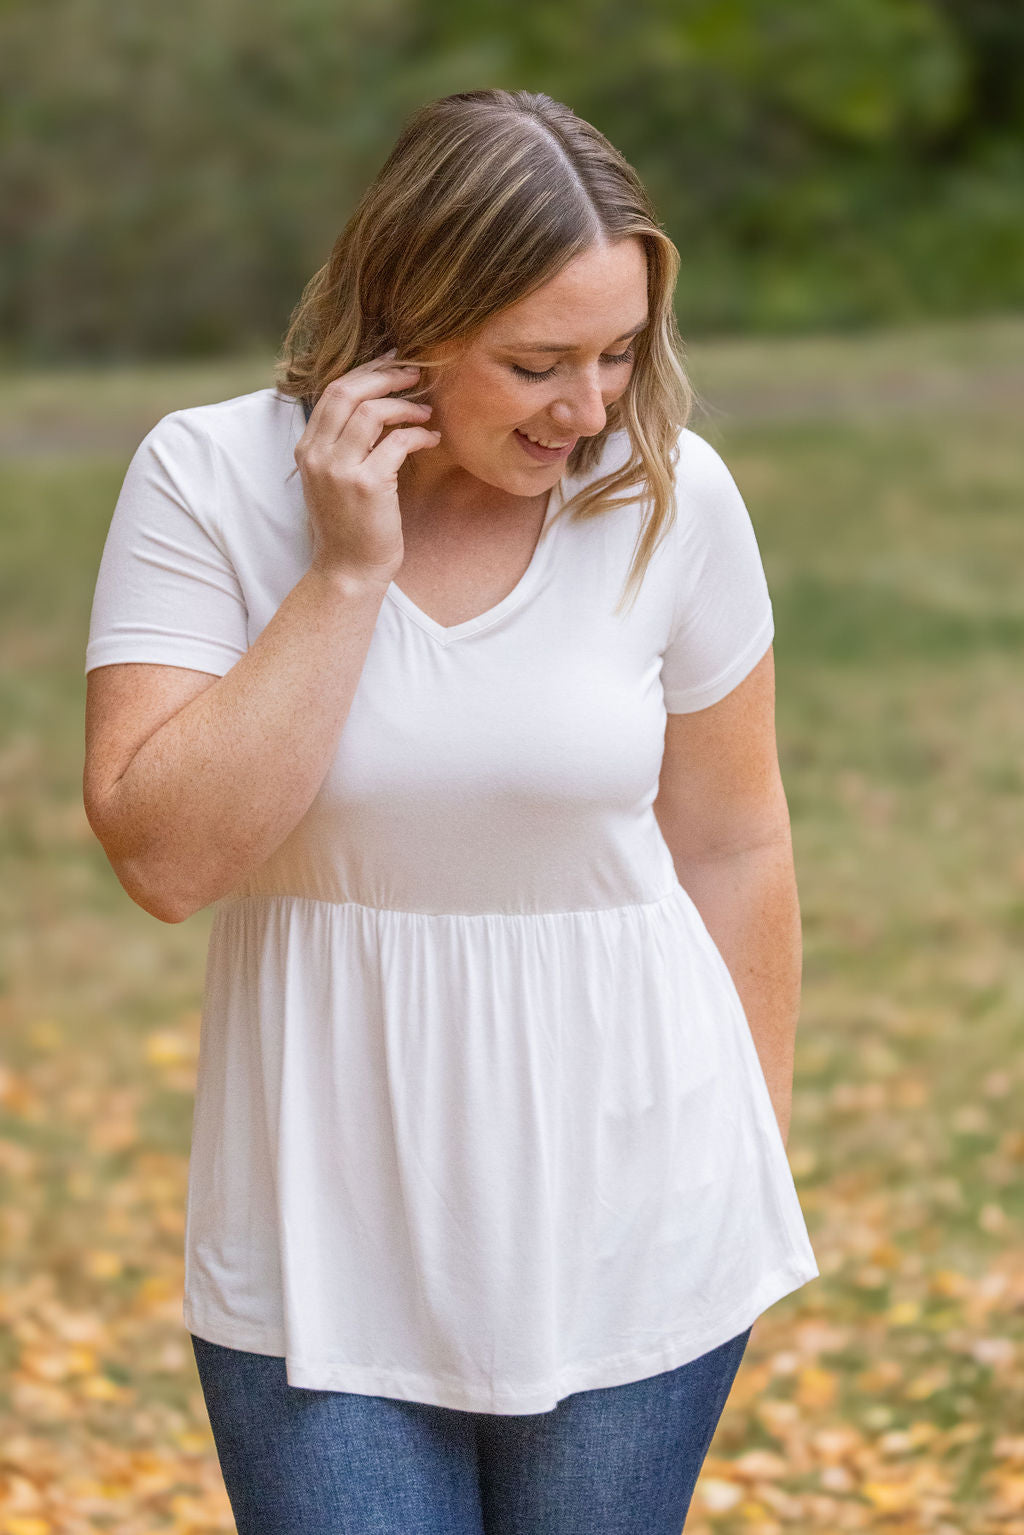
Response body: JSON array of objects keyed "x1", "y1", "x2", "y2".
[
  {"x1": 0, "y1": 0, "x2": 1021, "y2": 361},
  {"x1": 929, "y1": 0, "x2": 1024, "y2": 136}
]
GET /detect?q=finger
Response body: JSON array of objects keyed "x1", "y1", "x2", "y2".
[
  {"x1": 334, "y1": 396, "x2": 434, "y2": 464},
  {"x1": 365, "y1": 424, "x2": 442, "y2": 477},
  {"x1": 303, "y1": 365, "x2": 423, "y2": 447}
]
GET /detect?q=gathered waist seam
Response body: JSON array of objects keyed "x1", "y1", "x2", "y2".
[{"x1": 215, "y1": 886, "x2": 687, "y2": 921}]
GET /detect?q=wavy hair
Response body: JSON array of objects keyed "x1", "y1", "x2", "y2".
[{"x1": 274, "y1": 88, "x2": 696, "y2": 616}]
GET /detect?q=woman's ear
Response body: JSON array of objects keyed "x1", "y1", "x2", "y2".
[{"x1": 395, "y1": 344, "x2": 453, "y2": 407}]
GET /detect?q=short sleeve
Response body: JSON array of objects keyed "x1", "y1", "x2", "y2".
[
  {"x1": 659, "y1": 430, "x2": 774, "y2": 713},
  {"x1": 84, "y1": 410, "x2": 249, "y2": 676}
]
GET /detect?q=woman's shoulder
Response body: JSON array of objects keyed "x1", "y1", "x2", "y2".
[
  {"x1": 135, "y1": 389, "x2": 303, "y2": 525},
  {"x1": 672, "y1": 426, "x2": 742, "y2": 497},
  {"x1": 124, "y1": 388, "x2": 304, "y2": 556},
  {"x1": 149, "y1": 387, "x2": 298, "y2": 457}
]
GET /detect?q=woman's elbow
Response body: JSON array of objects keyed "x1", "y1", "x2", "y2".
[
  {"x1": 83, "y1": 793, "x2": 196, "y2": 924},
  {"x1": 112, "y1": 850, "x2": 197, "y2": 924}
]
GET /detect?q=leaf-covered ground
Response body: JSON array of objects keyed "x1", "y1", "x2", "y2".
[{"x1": 1, "y1": 317, "x2": 1022, "y2": 1532}]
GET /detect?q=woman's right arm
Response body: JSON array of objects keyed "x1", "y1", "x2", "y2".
[{"x1": 83, "y1": 354, "x2": 439, "y2": 923}]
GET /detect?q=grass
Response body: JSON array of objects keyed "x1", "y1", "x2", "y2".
[{"x1": 1, "y1": 313, "x2": 1023, "y2": 1533}]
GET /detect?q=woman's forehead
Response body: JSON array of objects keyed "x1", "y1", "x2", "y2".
[{"x1": 484, "y1": 244, "x2": 649, "y2": 347}]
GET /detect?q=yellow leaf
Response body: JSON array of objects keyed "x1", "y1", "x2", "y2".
[
  {"x1": 174, "y1": 1429, "x2": 212, "y2": 1454},
  {"x1": 993, "y1": 1474, "x2": 1024, "y2": 1513},
  {"x1": 862, "y1": 1480, "x2": 917, "y2": 1512},
  {"x1": 943, "y1": 1421, "x2": 983, "y2": 1448},
  {"x1": 79, "y1": 1374, "x2": 125, "y2": 1401},
  {"x1": 928, "y1": 1269, "x2": 969, "y2": 1298},
  {"x1": 904, "y1": 1366, "x2": 950, "y2": 1400},
  {"x1": 65, "y1": 1346, "x2": 96, "y2": 1375},
  {"x1": 27, "y1": 1019, "x2": 63, "y2": 1052},
  {"x1": 146, "y1": 1030, "x2": 197, "y2": 1066},
  {"x1": 4, "y1": 1081, "x2": 42, "y2": 1118},
  {"x1": 796, "y1": 1366, "x2": 837, "y2": 1407},
  {"x1": 924, "y1": 1306, "x2": 962, "y2": 1330},
  {"x1": 857, "y1": 1359, "x2": 903, "y2": 1392},
  {"x1": 137, "y1": 1274, "x2": 176, "y2": 1302},
  {"x1": 97, "y1": 1482, "x2": 130, "y2": 1501},
  {"x1": 5, "y1": 1521, "x2": 52, "y2": 1535},
  {"x1": 64, "y1": 1479, "x2": 103, "y2": 1498},
  {"x1": 83, "y1": 1250, "x2": 124, "y2": 1279}
]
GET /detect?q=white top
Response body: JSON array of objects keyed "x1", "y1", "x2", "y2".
[{"x1": 85, "y1": 388, "x2": 819, "y2": 1414}]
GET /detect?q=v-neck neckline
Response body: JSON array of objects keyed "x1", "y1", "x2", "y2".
[
  {"x1": 296, "y1": 393, "x2": 567, "y2": 648},
  {"x1": 385, "y1": 476, "x2": 566, "y2": 647}
]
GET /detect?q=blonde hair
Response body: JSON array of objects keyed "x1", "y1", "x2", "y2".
[{"x1": 274, "y1": 88, "x2": 696, "y2": 616}]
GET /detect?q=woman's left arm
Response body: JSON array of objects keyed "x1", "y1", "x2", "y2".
[{"x1": 653, "y1": 645, "x2": 801, "y2": 1148}]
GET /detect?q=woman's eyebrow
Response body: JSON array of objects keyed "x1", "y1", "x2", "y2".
[{"x1": 501, "y1": 318, "x2": 649, "y2": 354}]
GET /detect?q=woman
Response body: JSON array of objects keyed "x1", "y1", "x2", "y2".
[{"x1": 83, "y1": 88, "x2": 818, "y2": 1533}]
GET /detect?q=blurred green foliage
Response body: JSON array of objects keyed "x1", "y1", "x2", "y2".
[{"x1": 2, "y1": 0, "x2": 1023, "y2": 362}]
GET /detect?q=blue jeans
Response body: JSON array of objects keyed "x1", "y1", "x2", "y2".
[{"x1": 190, "y1": 1325, "x2": 753, "y2": 1534}]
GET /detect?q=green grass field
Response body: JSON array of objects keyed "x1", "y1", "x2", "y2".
[{"x1": 1, "y1": 316, "x2": 1023, "y2": 1532}]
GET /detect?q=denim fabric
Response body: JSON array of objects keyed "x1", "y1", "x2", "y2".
[{"x1": 191, "y1": 1325, "x2": 753, "y2": 1534}]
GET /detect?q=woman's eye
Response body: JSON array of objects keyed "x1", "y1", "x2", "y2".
[
  {"x1": 511, "y1": 348, "x2": 635, "y2": 383},
  {"x1": 512, "y1": 364, "x2": 557, "y2": 382}
]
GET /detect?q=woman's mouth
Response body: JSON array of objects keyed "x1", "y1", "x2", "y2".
[{"x1": 514, "y1": 428, "x2": 576, "y2": 462}]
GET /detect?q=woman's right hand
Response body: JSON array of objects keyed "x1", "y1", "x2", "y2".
[{"x1": 294, "y1": 350, "x2": 441, "y2": 585}]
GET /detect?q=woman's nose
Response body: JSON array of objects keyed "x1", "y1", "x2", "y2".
[{"x1": 551, "y1": 371, "x2": 610, "y2": 437}]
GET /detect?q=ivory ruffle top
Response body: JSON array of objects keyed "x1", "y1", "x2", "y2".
[{"x1": 85, "y1": 389, "x2": 819, "y2": 1413}]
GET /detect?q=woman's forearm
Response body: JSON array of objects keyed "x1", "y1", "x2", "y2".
[
  {"x1": 95, "y1": 566, "x2": 390, "y2": 922},
  {"x1": 674, "y1": 838, "x2": 802, "y2": 1147}
]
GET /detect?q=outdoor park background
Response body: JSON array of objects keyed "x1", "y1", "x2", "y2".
[{"x1": 1, "y1": 2, "x2": 1023, "y2": 1531}]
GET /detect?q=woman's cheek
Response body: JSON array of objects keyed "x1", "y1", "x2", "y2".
[{"x1": 495, "y1": 378, "x2": 532, "y2": 420}]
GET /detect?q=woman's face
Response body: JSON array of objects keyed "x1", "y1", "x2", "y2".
[{"x1": 409, "y1": 236, "x2": 649, "y2": 501}]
